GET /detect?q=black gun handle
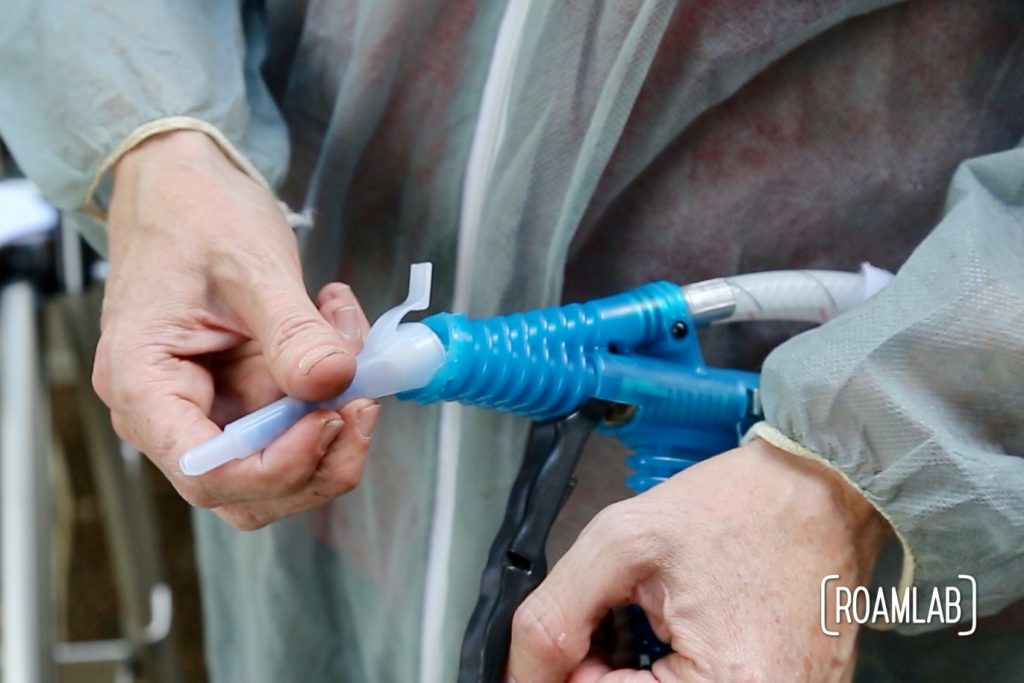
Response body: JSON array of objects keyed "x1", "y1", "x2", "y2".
[{"x1": 457, "y1": 402, "x2": 607, "y2": 683}]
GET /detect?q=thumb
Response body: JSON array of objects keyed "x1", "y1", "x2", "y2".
[
  {"x1": 508, "y1": 503, "x2": 653, "y2": 683},
  {"x1": 222, "y1": 271, "x2": 358, "y2": 401}
]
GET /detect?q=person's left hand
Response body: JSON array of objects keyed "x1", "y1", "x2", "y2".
[
  {"x1": 507, "y1": 438, "x2": 892, "y2": 682},
  {"x1": 95, "y1": 130, "x2": 379, "y2": 530}
]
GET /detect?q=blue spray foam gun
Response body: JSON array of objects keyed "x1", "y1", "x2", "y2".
[{"x1": 180, "y1": 262, "x2": 891, "y2": 679}]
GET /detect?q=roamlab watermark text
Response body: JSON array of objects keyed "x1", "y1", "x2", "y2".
[{"x1": 820, "y1": 574, "x2": 976, "y2": 637}]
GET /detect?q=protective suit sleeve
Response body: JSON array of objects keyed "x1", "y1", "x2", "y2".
[
  {"x1": 755, "y1": 142, "x2": 1024, "y2": 632},
  {"x1": 0, "y1": 1, "x2": 289, "y2": 252}
]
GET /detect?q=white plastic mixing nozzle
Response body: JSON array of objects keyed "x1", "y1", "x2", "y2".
[
  {"x1": 179, "y1": 263, "x2": 447, "y2": 477},
  {"x1": 322, "y1": 262, "x2": 446, "y2": 406}
]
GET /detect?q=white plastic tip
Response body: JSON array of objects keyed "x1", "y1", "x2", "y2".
[
  {"x1": 179, "y1": 433, "x2": 246, "y2": 477},
  {"x1": 366, "y1": 263, "x2": 434, "y2": 349},
  {"x1": 406, "y1": 262, "x2": 433, "y2": 311},
  {"x1": 859, "y1": 262, "x2": 894, "y2": 301}
]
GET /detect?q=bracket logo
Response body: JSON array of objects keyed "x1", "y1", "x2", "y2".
[{"x1": 820, "y1": 574, "x2": 976, "y2": 637}]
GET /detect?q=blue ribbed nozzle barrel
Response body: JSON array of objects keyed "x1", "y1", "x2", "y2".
[{"x1": 400, "y1": 282, "x2": 688, "y2": 421}]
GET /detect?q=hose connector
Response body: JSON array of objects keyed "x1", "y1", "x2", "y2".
[{"x1": 401, "y1": 282, "x2": 689, "y2": 421}]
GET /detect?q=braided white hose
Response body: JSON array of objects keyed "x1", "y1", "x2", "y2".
[{"x1": 684, "y1": 263, "x2": 893, "y2": 324}]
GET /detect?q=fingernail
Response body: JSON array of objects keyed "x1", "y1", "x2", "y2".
[
  {"x1": 317, "y1": 418, "x2": 344, "y2": 454},
  {"x1": 505, "y1": 677, "x2": 516, "y2": 683},
  {"x1": 299, "y1": 346, "x2": 345, "y2": 376},
  {"x1": 355, "y1": 403, "x2": 381, "y2": 439},
  {"x1": 331, "y1": 305, "x2": 361, "y2": 340}
]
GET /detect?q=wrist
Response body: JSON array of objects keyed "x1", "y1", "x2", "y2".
[
  {"x1": 745, "y1": 438, "x2": 892, "y2": 573},
  {"x1": 114, "y1": 129, "x2": 226, "y2": 177},
  {"x1": 107, "y1": 128, "x2": 265, "y2": 244}
]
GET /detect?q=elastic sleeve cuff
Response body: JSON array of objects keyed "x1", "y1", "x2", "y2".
[
  {"x1": 81, "y1": 116, "x2": 274, "y2": 221},
  {"x1": 743, "y1": 421, "x2": 916, "y2": 630}
]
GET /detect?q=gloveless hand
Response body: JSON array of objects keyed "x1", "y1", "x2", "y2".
[
  {"x1": 94, "y1": 130, "x2": 378, "y2": 530},
  {"x1": 508, "y1": 438, "x2": 892, "y2": 682}
]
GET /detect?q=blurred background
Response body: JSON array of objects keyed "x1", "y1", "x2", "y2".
[{"x1": 1, "y1": 138, "x2": 206, "y2": 682}]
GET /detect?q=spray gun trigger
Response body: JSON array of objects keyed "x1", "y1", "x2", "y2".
[{"x1": 364, "y1": 262, "x2": 433, "y2": 349}]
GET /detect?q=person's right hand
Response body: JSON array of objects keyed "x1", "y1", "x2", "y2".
[
  {"x1": 93, "y1": 129, "x2": 379, "y2": 530},
  {"x1": 507, "y1": 439, "x2": 891, "y2": 682}
]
